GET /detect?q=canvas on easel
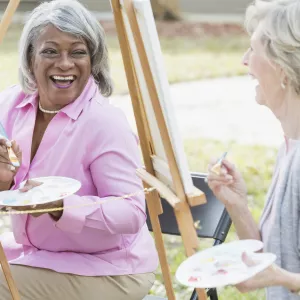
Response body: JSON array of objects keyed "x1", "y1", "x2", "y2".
[{"x1": 110, "y1": 0, "x2": 208, "y2": 299}]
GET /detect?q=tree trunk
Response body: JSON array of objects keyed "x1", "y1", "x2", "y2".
[{"x1": 151, "y1": 0, "x2": 181, "y2": 21}]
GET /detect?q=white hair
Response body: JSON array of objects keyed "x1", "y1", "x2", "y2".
[
  {"x1": 19, "y1": 0, "x2": 113, "y2": 96},
  {"x1": 245, "y1": 0, "x2": 300, "y2": 94}
]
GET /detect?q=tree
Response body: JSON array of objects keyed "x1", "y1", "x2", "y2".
[{"x1": 151, "y1": 0, "x2": 181, "y2": 21}]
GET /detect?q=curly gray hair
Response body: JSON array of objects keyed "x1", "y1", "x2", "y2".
[
  {"x1": 19, "y1": 0, "x2": 113, "y2": 96},
  {"x1": 245, "y1": 0, "x2": 300, "y2": 94}
]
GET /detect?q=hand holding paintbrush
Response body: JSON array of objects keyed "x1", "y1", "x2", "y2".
[
  {"x1": 206, "y1": 152, "x2": 248, "y2": 207},
  {"x1": 0, "y1": 123, "x2": 20, "y2": 168},
  {"x1": 0, "y1": 123, "x2": 22, "y2": 187}
]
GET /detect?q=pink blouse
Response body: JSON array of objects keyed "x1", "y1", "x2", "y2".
[{"x1": 0, "y1": 77, "x2": 158, "y2": 276}]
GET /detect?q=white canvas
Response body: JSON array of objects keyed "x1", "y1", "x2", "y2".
[{"x1": 120, "y1": 0, "x2": 196, "y2": 196}]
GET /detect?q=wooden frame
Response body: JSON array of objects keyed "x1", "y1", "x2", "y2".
[
  {"x1": 0, "y1": 1, "x2": 22, "y2": 299},
  {"x1": 111, "y1": 0, "x2": 207, "y2": 299}
]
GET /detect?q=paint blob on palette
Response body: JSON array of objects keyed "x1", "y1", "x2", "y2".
[
  {"x1": 176, "y1": 240, "x2": 277, "y2": 289},
  {"x1": 2, "y1": 198, "x2": 18, "y2": 205},
  {"x1": 199, "y1": 257, "x2": 215, "y2": 264},
  {"x1": 0, "y1": 176, "x2": 81, "y2": 207},
  {"x1": 188, "y1": 276, "x2": 202, "y2": 283}
]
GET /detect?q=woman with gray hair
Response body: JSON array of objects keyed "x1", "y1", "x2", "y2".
[
  {"x1": 0, "y1": 0, "x2": 158, "y2": 299},
  {"x1": 207, "y1": 0, "x2": 300, "y2": 299}
]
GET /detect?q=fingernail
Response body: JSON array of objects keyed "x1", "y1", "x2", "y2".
[
  {"x1": 6, "y1": 141, "x2": 12, "y2": 147},
  {"x1": 226, "y1": 175, "x2": 233, "y2": 180},
  {"x1": 10, "y1": 165, "x2": 16, "y2": 171}
]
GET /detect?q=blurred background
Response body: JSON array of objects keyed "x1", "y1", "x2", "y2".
[{"x1": 0, "y1": 1, "x2": 282, "y2": 299}]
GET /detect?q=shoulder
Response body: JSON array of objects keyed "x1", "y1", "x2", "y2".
[
  {"x1": 78, "y1": 94, "x2": 138, "y2": 147},
  {"x1": 282, "y1": 143, "x2": 300, "y2": 192},
  {"x1": 0, "y1": 85, "x2": 25, "y2": 120},
  {"x1": 290, "y1": 143, "x2": 300, "y2": 171},
  {"x1": 84, "y1": 96, "x2": 133, "y2": 133},
  {"x1": 0, "y1": 85, "x2": 24, "y2": 102}
]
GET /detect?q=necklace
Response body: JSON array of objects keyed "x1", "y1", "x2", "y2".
[{"x1": 39, "y1": 102, "x2": 60, "y2": 114}]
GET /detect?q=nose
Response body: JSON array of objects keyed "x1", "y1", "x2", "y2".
[
  {"x1": 242, "y1": 48, "x2": 250, "y2": 66},
  {"x1": 56, "y1": 52, "x2": 74, "y2": 70}
]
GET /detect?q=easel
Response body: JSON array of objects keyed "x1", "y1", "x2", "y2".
[
  {"x1": 0, "y1": 1, "x2": 22, "y2": 299},
  {"x1": 111, "y1": 1, "x2": 208, "y2": 299}
]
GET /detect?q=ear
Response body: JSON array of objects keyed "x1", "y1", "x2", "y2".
[{"x1": 279, "y1": 67, "x2": 288, "y2": 85}]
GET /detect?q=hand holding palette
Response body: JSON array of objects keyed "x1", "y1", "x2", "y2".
[
  {"x1": 176, "y1": 240, "x2": 276, "y2": 289},
  {"x1": 0, "y1": 176, "x2": 81, "y2": 207}
]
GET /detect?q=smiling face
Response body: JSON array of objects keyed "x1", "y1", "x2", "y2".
[
  {"x1": 31, "y1": 24, "x2": 91, "y2": 110},
  {"x1": 242, "y1": 25, "x2": 287, "y2": 113}
]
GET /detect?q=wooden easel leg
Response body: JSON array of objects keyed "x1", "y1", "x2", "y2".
[
  {"x1": 0, "y1": 242, "x2": 20, "y2": 300},
  {"x1": 174, "y1": 205, "x2": 207, "y2": 300},
  {"x1": 0, "y1": 0, "x2": 20, "y2": 45},
  {"x1": 147, "y1": 191, "x2": 176, "y2": 300},
  {"x1": 0, "y1": 1, "x2": 21, "y2": 299}
]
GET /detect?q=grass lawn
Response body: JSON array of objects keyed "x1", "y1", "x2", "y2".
[
  {"x1": 0, "y1": 22, "x2": 273, "y2": 300},
  {"x1": 0, "y1": 24, "x2": 249, "y2": 94}
]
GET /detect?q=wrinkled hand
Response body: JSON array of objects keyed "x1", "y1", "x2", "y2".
[
  {"x1": 207, "y1": 158, "x2": 247, "y2": 207},
  {"x1": 0, "y1": 139, "x2": 22, "y2": 185},
  {"x1": 235, "y1": 252, "x2": 278, "y2": 293}
]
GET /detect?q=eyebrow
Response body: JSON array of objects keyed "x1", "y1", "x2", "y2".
[{"x1": 44, "y1": 41, "x2": 86, "y2": 46}]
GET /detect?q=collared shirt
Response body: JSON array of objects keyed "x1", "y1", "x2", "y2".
[{"x1": 0, "y1": 77, "x2": 158, "y2": 276}]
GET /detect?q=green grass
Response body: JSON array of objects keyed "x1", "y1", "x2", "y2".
[
  {"x1": 0, "y1": 25, "x2": 249, "y2": 94},
  {"x1": 150, "y1": 138, "x2": 277, "y2": 299}
]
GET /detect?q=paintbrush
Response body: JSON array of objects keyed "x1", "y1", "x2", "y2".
[
  {"x1": 211, "y1": 151, "x2": 228, "y2": 175},
  {"x1": 0, "y1": 122, "x2": 20, "y2": 168}
]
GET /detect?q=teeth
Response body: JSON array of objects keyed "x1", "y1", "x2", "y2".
[{"x1": 52, "y1": 75, "x2": 75, "y2": 81}]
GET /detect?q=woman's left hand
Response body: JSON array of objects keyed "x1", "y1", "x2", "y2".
[
  {"x1": 235, "y1": 252, "x2": 279, "y2": 293},
  {"x1": 3, "y1": 179, "x2": 64, "y2": 220}
]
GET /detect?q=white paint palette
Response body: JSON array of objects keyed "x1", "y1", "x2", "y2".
[
  {"x1": 0, "y1": 176, "x2": 81, "y2": 206},
  {"x1": 176, "y1": 240, "x2": 276, "y2": 288}
]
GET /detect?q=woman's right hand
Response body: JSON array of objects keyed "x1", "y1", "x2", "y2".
[
  {"x1": 0, "y1": 139, "x2": 22, "y2": 185},
  {"x1": 207, "y1": 159, "x2": 247, "y2": 207}
]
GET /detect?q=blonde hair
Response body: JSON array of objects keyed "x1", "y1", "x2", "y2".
[{"x1": 245, "y1": 0, "x2": 300, "y2": 93}]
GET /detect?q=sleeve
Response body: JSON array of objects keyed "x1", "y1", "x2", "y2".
[{"x1": 55, "y1": 108, "x2": 147, "y2": 235}]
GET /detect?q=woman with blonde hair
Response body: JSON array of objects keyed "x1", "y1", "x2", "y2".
[{"x1": 207, "y1": 0, "x2": 300, "y2": 298}]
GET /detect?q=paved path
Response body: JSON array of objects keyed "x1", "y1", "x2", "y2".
[{"x1": 111, "y1": 76, "x2": 283, "y2": 147}]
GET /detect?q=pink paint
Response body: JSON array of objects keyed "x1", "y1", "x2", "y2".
[
  {"x1": 188, "y1": 276, "x2": 200, "y2": 282},
  {"x1": 216, "y1": 269, "x2": 228, "y2": 275}
]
